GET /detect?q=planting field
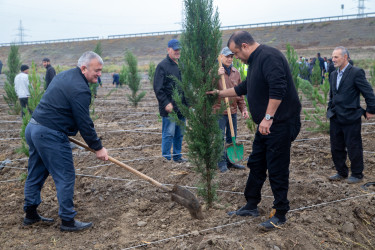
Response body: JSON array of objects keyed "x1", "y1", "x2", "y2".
[{"x1": 1, "y1": 74, "x2": 375, "y2": 249}]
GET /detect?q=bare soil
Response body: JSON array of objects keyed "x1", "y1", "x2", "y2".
[{"x1": 1, "y1": 74, "x2": 375, "y2": 249}]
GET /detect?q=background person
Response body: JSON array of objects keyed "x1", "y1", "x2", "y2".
[
  {"x1": 14, "y1": 64, "x2": 31, "y2": 117},
  {"x1": 327, "y1": 46, "x2": 375, "y2": 184},
  {"x1": 211, "y1": 31, "x2": 301, "y2": 230},
  {"x1": 112, "y1": 72, "x2": 120, "y2": 88},
  {"x1": 42, "y1": 57, "x2": 56, "y2": 90},
  {"x1": 215, "y1": 47, "x2": 249, "y2": 172},
  {"x1": 153, "y1": 39, "x2": 188, "y2": 163},
  {"x1": 23, "y1": 51, "x2": 108, "y2": 232}
]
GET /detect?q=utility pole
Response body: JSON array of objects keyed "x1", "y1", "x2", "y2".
[
  {"x1": 16, "y1": 20, "x2": 27, "y2": 44},
  {"x1": 357, "y1": 0, "x2": 365, "y2": 17}
]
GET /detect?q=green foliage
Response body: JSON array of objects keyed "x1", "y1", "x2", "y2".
[
  {"x1": 89, "y1": 83, "x2": 99, "y2": 121},
  {"x1": 232, "y1": 58, "x2": 247, "y2": 81},
  {"x1": 3, "y1": 44, "x2": 21, "y2": 115},
  {"x1": 311, "y1": 58, "x2": 322, "y2": 86},
  {"x1": 370, "y1": 62, "x2": 375, "y2": 87},
  {"x1": 148, "y1": 61, "x2": 156, "y2": 85},
  {"x1": 17, "y1": 61, "x2": 45, "y2": 157},
  {"x1": 119, "y1": 64, "x2": 128, "y2": 86},
  {"x1": 173, "y1": 0, "x2": 223, "y2": 208},
  {"x1": 5, "y1": 45, "x2": 21, "y2": 85},
  {"x1": 93, "y1": 41, "x2": 103, "y2": 57},
  {"x1": 244, "y1": 98, "x2": 256, "y2": 133},
  {"x1": 285, "y1": 43, "x2": 300, "y2": 91},
  {"x1": 19, "y1": 172, "x2": 28, "y2": 182},
  {"x1": 125, "y1": 51, "x2": 146, "y2": 107},
  {"x1": 232, "y1": 58, "x2": 256, "y2": 133},
  {"x1": 302, "y1": 73, "x2": 330, "y2": 133}
]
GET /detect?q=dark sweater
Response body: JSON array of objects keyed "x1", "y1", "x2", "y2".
[
  {"x1": 32, "y1": 67, "x2": 102, "y2": 150},
  {"x1": 234, "y1": 44, "x2": 301, "y2": 124},
  {"x1": 45, "y1": 64, "x2": 56, "y2": 89}
]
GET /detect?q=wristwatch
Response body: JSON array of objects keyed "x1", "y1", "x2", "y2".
[{"x1": 265, "y1": 114, "x2": 274, "y2": 121}]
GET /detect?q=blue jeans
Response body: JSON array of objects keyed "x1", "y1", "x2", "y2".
[
  {"x1": 218, "y1": 114, "x2": 237, "y2": 165},
  {"x1": 162, "y1": 116, "x2": 185, "y2": 161},
  {"x1": 24, "y1": 122, "x2": 77, "y2": 221}
]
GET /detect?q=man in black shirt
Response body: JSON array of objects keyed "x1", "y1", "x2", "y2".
[
  {"x1": 212, "y1": 31, "x2": 301, "y2": 230},
  {"x1": 42, "y1": 57, "x2": 56, "y2": 89},
  {"x1": 24, "y1": 51, "x2": 108, "y2": 232}
]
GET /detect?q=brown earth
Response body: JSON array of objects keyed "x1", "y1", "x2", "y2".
[
  {"x1": 0, "y1": 17, "x2": 375, "y2": 68},
  {"x1": 0, "y1": 75, "x2": 375, "y2": 249}
]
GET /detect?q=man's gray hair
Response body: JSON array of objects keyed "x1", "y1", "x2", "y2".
[
  {"x1": 334, "y1": 46, "x2": 350, "y2": 58},
  {"x1": 77, "y1": 51, "x2": 103, "y2": 67}
]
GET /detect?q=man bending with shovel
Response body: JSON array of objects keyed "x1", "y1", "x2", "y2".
[
  {"x1": 23, "y1": 51, "x2": 108, "y2": 232},
  {"x1": 210, "y1": 31, "x2": 301, "y2": 230}
]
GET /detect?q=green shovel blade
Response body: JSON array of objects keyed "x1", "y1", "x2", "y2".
[{"x1": 226, "y1": 137, "x2": 244, "y2": 164}]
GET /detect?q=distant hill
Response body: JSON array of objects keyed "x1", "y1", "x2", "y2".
[{"x1": 0, "y1": 17, "x2": 374, "y2": 68}]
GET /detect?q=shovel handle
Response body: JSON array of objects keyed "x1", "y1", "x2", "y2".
[
  {"x1": 218, "y1": 55, "x2": 236, "y2": 139},
  {"x1": 69, "y1": 137, "x2": 171, "y2": 192}
]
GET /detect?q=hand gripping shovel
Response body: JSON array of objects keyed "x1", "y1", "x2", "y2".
[
  {"x1": 69, "y1": 137, "x2": 204, "y2": 220},
  {"x1": 218, "y1": 56, "x2": 244, "y2": 164}
]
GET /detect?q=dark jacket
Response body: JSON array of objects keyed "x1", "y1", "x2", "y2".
[
  {"x1": 113, "y1": 73, "x2": 119, "y2": 84},
  {"x1": 153, "y1": 55, "x2": 187, "y2": 117},
  {"x1": 327, "y1": 62, "x2": 336, "y2": 81},
  {"x1": 327, "y1": 63, "x2": 375, "y2": 124},
  {"x1": 32, "y1": 67, "x2": 102, "y2": 150},
  {"x1": 45, "y1": 64, "x2": 56, "y2": 89},
  {"x1": 234, "y1": 44, "x2": 301, "y2": 124}
]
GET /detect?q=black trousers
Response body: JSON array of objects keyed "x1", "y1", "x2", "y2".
[
  {"x1": 19, "y1": 97, "x2": 29, "y2": 117},
  {"x1": 330, "y1": 118, "x2": 363, "y2": 179},
  {"x1": 244, "y1": 114, "x2": 301, "y2": 214}
]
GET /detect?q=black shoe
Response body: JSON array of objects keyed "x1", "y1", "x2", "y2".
[
  {"x1": 23, "y1": 215, "x2": 54, "y2": 226},
  {"x1": 328, "y1": 173, "x2": 346, "y2": 181},
  {"x1": 258, "y1": 216, "x2": 286, "y2": 230},
  {"x1": 347, "y1": 176, "x2": 363, "y2": 184},
  {"x1": 227, "y1": 164, "x2": 245, "y2": 170},
  {"x1": 227, "y1": 206, "x2": 259, "y2": 217},
  {"x1": 174, "y1": 158, "x2": 188, "y2": 163},
  {"x1": 60, "y1": 220, "x2": 93, "y2": 232}
]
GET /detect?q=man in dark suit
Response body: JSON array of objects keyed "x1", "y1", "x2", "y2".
[{"x1": 327, "y1": 46, "x2": 375, "y2": 184}]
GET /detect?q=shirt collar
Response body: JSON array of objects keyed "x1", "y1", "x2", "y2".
[{"x1": 338, "y1": 62, "x2": 349, "y2": 74}]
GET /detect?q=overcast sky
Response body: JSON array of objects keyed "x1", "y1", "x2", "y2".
[{"x1": 1, "y1": 0, "x2": 374, "y2": 44}]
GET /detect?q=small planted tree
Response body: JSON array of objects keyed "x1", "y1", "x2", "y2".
[
  {"x1": 119, "y1": 65, "x2": 128, "y2": 86},
  {"x1": 286, "y1": 43, "x2": 300, "y2": 91},
  {"x1": 302, "y1": 73, "x2": 330, "y2": 133},
  {"x1": 3, "y1": 44, "x2": 21, "y2": 115},
  {"x1": 310, "y1": 58, "x2": 322, "y2": 86},
  {"x1": 148, "y1": 61, "x2": 156, "y2": 85},
  {"x1": 173, "y1": 0, "x2": 223, "y2": 208},
  {"x1": 125, "y1": 51, "x2": 146, "y2": 107},
  {"x1": 93, "y1": 41, "x2": 103, "y2": 57},
  {"x1": 370, "y1": 62, "x2": 375, "y2": 87},
  {"x1": 18, "y1": 61, "x2": 45, "y2": 156}
]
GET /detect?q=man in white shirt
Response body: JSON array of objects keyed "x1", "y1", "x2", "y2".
[{"x1": 14, "y1": 65, "x2": 31, "y2": 117}]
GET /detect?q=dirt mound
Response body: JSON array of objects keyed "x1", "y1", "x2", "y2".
[{"x1": 0, "y1": 76, "x2": 375, "y2": 249}]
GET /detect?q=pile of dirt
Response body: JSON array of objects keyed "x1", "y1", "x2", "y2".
[{"x1": 0, "y1": 76, "x2": 374, "y2": 249}]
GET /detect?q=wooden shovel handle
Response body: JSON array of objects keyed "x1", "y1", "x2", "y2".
[
  {"x1": 218, "y1": 55, "x2": 235, "y2": 138},
  {"x1": 69, "y1": 137, "x2": 171, "y2": 192}
]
